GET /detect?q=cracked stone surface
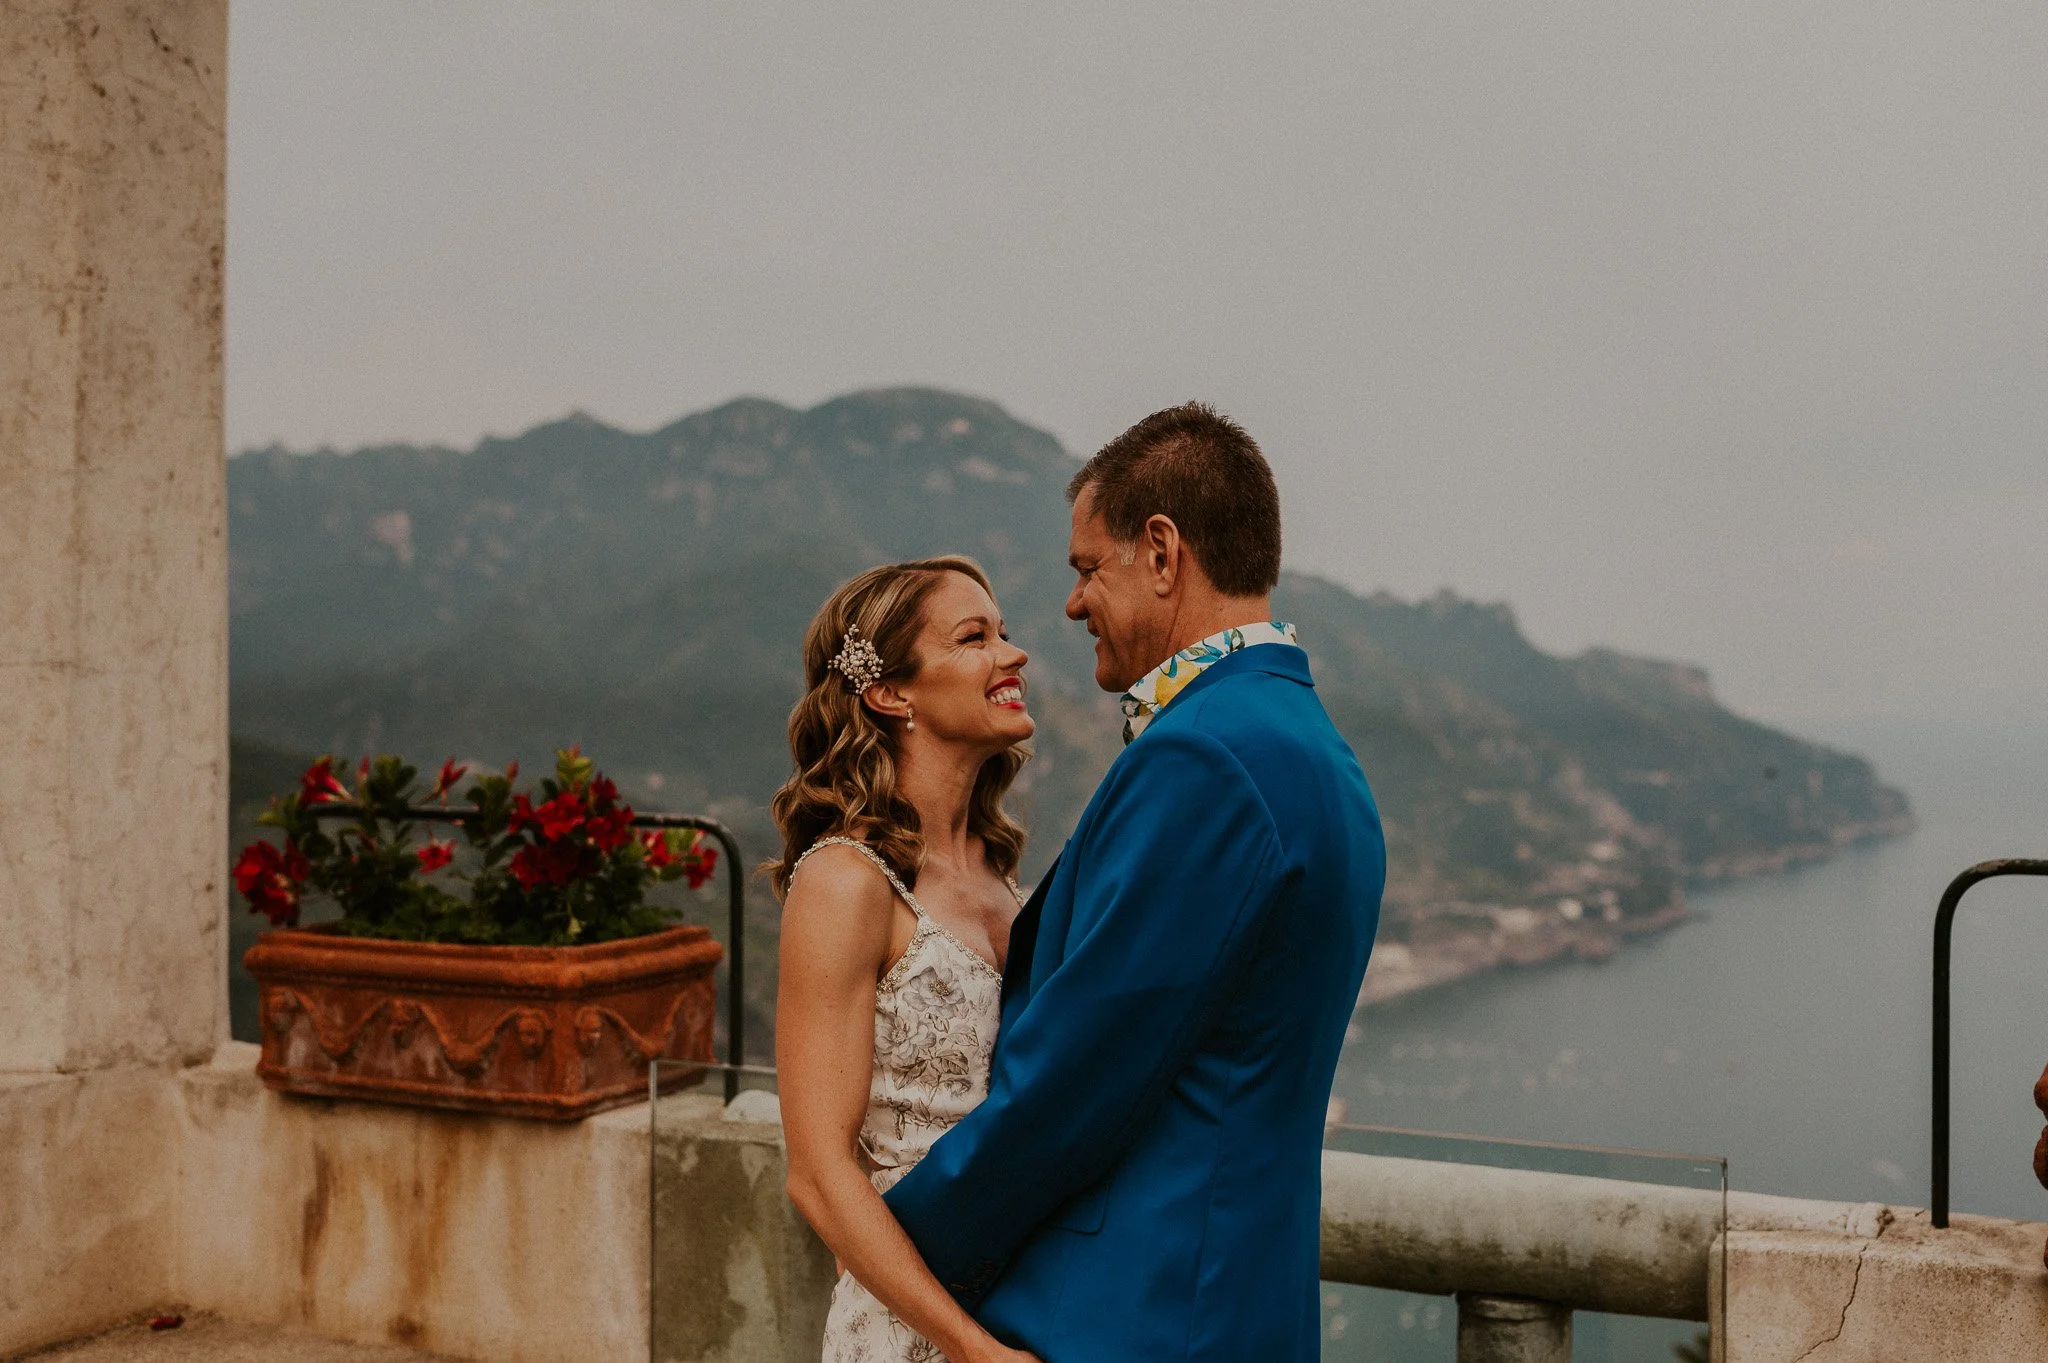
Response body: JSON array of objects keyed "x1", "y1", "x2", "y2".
[
  {"x1": 1787, "y1": 1236, "x2": 1871, "y2": 1363},
  {"x1": 1723, "y1": 1207, "x2": 2048, "y2": 1362}
]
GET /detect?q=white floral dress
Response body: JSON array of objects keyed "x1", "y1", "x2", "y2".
[{"x1": 794, "y1": 838, "x2": 1016, "y2": 1363}]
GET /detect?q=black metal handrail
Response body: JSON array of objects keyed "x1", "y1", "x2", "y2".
[
  {"x1": 306, "y1": 804, "x2": 748, "y2": 1101},
  {"x1": 1931, "y1": 857, "x2": 2048, "y2": 1227}
]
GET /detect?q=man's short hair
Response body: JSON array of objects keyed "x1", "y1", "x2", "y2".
[{"x1": 1066, "y1": 402, "x2": 1282, "y2": 597}]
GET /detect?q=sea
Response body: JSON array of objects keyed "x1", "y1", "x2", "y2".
[{"x1": 1321, "y1": 722, "x2": 2048, "y2": 1360}]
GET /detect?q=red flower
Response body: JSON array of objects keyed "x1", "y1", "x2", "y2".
[
  {"x1": 430, "y1": 758, "x2": 469, "y2": 800},
  {"x1": 591, "y1": 775, "x2": 619, "y2": 806},
  {"x1": 233, "y1": 839, "x2": 309, "y2": 927},
  {"x1": 416, "y1": 839, "x2": 455, "y2": 873},
  {"x1": 510, "y1": 840, "x2": 585, "y2": 889},
  {"x1": 299, "y1": 756, "x2": 350, "y2": 807},
  {"x1": 533, "y1": 791, "x2": 585, "y2": 841},
  {"x1": 231, "y1": 842, "x2": 274, "y2": 896},
  {"x1": 684, "y1": 843, "x2": 719, "y2": 890},
  {"x1": 642, "y1": 829, "x2": 675, "y2": 868},
  {"x1": 508, "y1": 792, "x2": 537, "y2": 834},
  {"x1": 508, "y1": 845, "x2": 542, "y2": 888},
  {"x1": 587, "y1": 806, "x2": 634, "y2": 852}
]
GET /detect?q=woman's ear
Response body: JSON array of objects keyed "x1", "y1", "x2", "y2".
[{"x1": 862, "y1": 681, "x2": 914, "y2": 725}]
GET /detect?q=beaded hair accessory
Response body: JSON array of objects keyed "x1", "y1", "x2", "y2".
[{"x1": 828, "y1": 625, "x2": 886, "y2": 695}]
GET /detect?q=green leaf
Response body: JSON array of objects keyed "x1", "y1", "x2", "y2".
[{"x1": 555, "y1": 746, "x2": 594, "y2": 791}]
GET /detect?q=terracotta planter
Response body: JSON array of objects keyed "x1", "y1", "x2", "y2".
[{"x1": 243, "y1": 923, "x2": 722, "y2": 1120}]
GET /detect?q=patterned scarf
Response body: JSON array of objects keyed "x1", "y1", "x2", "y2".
[{"x1": 1118, "y1": 621, "x2": 1299, "y2": 745}]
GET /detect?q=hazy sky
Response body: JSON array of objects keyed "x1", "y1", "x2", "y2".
[{"x1": 227, "y1": 2, "x2": 2047, "y2": 736}]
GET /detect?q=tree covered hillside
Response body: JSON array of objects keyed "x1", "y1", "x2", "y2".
[{"x1": 229, "y1": 388, "x2": 1911, "y2": 1014}]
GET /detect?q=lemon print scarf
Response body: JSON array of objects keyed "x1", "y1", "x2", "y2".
[{"x1": 1118, "y1": 621, "x2": 1298, "y2": 744}]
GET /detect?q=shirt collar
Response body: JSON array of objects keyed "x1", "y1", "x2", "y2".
[{"x1": 1118, "y1": 621, "x2": 1298, "y2": 744}]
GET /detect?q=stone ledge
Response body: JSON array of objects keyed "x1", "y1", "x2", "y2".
[
  {"x1": 14, "y1": 1312, "x2": 461, "y2": 1361},
  {"x1": 1728, "y1": 1190, "x2": 1890, "y2": 1239},
  {"x1": 1717, "y1": 1207, "x2": 2048, "y2": 1362}
]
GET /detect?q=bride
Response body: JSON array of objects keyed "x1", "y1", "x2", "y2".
[{"x1": 772, "y1": 556, "x2": 1044, "y2": 1363}]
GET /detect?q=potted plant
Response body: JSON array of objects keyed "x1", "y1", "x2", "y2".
[{"x1": 237, "y1": 748, "x2": 723, "y2": 1119}]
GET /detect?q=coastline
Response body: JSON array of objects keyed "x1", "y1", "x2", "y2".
[
  {"x1": 1357, "y1": 902, "x2": 1691, "y2": 1010},
  {"x1": 1355, "y1": 817, "x2": 1915, "y2": 1012},
  {"x1": 1683, "y1": 813, "x2": 1917, "y2": 880}
]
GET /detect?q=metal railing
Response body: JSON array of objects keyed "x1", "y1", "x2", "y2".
[
  {"x1": 307, "y1": 803, "x2": 750, "y2": 1099},
  {"x1": 1931, "y1": 857, "x2": 2048, "y2": 1227}
]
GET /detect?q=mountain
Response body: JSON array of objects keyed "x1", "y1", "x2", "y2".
[
  {"x1": 229, "y1": 391, "x2": 1118, "y2": 868},
  {"x1": 227, "y1": 387, "x2": 1911, "y2": 1028}
]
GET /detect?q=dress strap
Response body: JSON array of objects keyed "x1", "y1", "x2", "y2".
[{"x1": 791, "y1": 836, "x2": 930, "y2": 918}]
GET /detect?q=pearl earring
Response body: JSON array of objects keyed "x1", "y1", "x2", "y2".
[{"x1": 905, "y1": 705, "x2": 915, "y2": 731}]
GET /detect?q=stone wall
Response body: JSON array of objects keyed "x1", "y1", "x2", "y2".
[
  {"x1": 3, "y1": 1044, "x2": 837, "y2": 1361},
  {"x1": 164, "y1": 1048, "x2": 832, "y2": 1363},
  {"x1": 173, "y1": 1046, "x2": 655, "y2": 1361},
  {"x1": 1, "y1": 1, "x2": 227, "y2": 1349},
  {"x1": 1, "y1": 0, "x2": 228, "y2": 1075},
  {"x1": 0, "y1": 1070, "x2": 178, "y2": 1352}
]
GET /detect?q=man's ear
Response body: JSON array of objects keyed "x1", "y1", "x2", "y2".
[
  {"x1": 1143, "y1": 514, "x2": 1182, "y2": 598},
  {"x1": 862, "y1": 681, "x2": 913, "y2": 724}
]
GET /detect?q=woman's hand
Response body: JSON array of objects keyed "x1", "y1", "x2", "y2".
[{"x1": 953, "y1": 1342, "x2": 1041, "y2": 1363}]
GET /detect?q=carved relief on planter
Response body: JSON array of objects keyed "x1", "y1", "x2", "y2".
[{"x1": 244, "y1": 923, "x2": 722, "y2": 1120}]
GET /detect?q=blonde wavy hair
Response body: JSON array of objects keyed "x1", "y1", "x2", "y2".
[{"x1": 769, "y1": 556, "x2": 1029, "y2": 900}]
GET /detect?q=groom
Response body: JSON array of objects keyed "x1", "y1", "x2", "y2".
[{"x1": 884, "y1": 403, "x2": 1385, "y2": 1360}]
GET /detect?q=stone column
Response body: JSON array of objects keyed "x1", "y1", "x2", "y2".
[
  {"x1": 0, "y1": 0, "x2": 227, "y2": 1072},
  {"x1": 1455, "y1": 1293, "x2": 1572, "y2": 1363}
]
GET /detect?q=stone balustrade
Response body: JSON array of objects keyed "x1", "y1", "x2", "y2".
[
  {"x1": 10, "y1": 1045, "x2": 2043, "y2": 1361},
  {"x1": 1319, "y1": 1149, "x2": 2048, "y2": 1361}
]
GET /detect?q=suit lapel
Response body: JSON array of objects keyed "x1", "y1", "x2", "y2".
[{"x1": 1001, "y1": 850, "x2": 1057, "y2": 1009}]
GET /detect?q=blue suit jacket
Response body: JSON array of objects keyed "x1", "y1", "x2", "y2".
[{"x1": 884, "y1": 643, "x2": 1385, "y2": 1362}]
